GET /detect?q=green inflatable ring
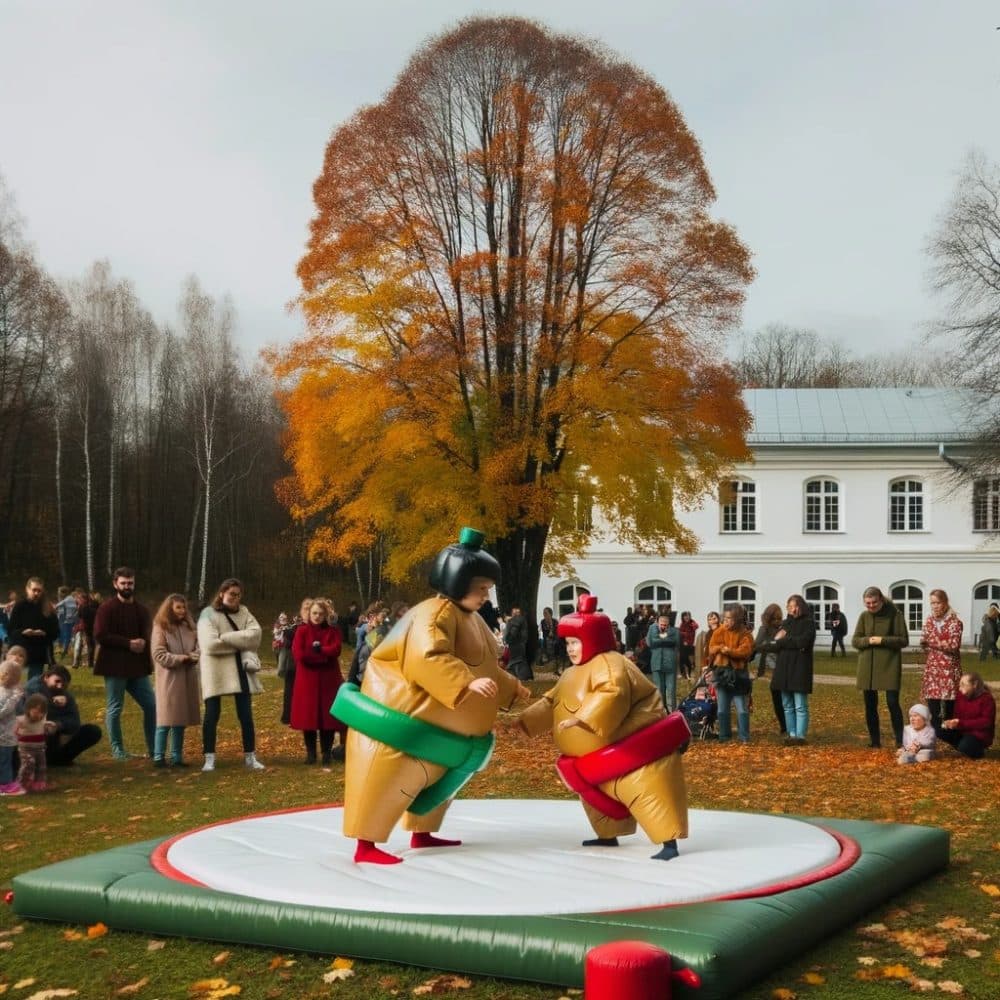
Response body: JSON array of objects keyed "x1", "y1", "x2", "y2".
[{"x1": 331, "y1": 683, "x2": 495, "y2": 815}]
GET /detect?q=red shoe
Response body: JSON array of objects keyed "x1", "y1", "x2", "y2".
[{"x1": 30, "y1": 781, "x2": 49, "y2": 792}]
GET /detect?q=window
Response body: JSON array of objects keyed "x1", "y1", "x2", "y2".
[
  {"x1": 803, "y1": 582, "x2": 840, "y2": 631},
  {"x1": 804, "y1": 478, "x2": 840, "y2": 532},
  {"x1": 889, "y1": 479, "x2": 924, "y2": 531},
  {"x1": 721, "y1": 479, "x2": 756, "y2": 533},
  {"x1": 721, "y1": 582, "x2": 756, "y2": 629},
  {"x1": 890, "y1": 582, "x2": 924, "y2": 633},
  {"x1": 635, "y1": 582, "x2": 672, "y2": 612},
  {"x1": 973, "y1": 478, "x2": 1000, "y2": 532},
  {"x1": 556, "y1": 582, "x2": 590, "y2": 619}
]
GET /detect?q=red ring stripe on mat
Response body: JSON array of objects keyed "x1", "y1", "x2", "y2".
[
  {"x1": 151, "y1": 802, "x2": 339, "y2": 887},
  {"x1": 150, "y1": 805, "x2": 861, "y2": 907}
]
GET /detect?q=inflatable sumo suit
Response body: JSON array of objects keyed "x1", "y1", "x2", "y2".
[
  {"x1": 340, "y1": 529, "x2": 521, "y2": 843},
  {"x1": 520, "y1": 595, "x2": 689, "y2": 844}
]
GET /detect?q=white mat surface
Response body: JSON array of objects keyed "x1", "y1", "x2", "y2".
[{"x1": 164, "y1": 800, "x2": 841, "y2": 915}]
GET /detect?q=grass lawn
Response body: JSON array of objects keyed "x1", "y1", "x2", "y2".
[{"x1": 1, "y1": 655, "x2": 999, "y2": 1000}]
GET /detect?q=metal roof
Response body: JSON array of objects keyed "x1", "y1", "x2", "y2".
[{"x1": 744, "y1": 388, "x2": 985, "y2": 444}]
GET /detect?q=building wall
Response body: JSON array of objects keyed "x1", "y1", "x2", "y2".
[{"x1": 538, "y1": 444, "x2": 1000, "y2": 643}]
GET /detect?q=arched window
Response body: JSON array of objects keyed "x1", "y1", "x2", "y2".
[
  {"x1": 720, "y1": 478, "x2": 756, "y2": 533},
  {"x1": 721, "y1": 582, "x2": 757, "y2": 629},
  {"x1": 973, "y1": 478, "x2": 1000, "y2": 532},
  {"x1": 803, "y1": 581, "x2": 840, "y2": 631},
  {"x1": 635, "y1": 581, "x2": 672, "y2": 611},
  {"x1": 804, "y1": 478, "x2": 840, "y2": 532},
  {"x1": 973, "y1": 580, "x2": 1000, "y2": 630},
  {"x1": 555, "y1": 581, "x2": 590, "y2": 619},
  {"x1": 889, "y1": 478, "x2": 924, "y2": 532},
  {"x1": 890, "y1": 581, "x2": 924, "y2": 633}
]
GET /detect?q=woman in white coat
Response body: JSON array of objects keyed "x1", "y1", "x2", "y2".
[{"x1": 197, "y1": 577, "x2": 265, "y2": 772}]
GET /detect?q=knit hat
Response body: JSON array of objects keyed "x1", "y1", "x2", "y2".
[
  {"x1": 428, "y1": 527, "x2": 501, "y2": 602},
  {"x1": 908, "y1": 704, "x2": 931, "y2": 722},
  {"x1": 557, "y1": 595, "x2": 616, "y2": 663}
]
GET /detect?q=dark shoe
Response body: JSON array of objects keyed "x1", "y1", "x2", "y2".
[
  {"x1": 304, "y1": 753, "x2": 318, "y2": 765},
  {"x1": 321, "y1": 751, "x2": 333, "y2": 766},
  {"x1": 330, "y1": 745, "x2": 346, "y2": 762},
  {"x1": 782, "y1": 737, "x2": 796, "y2": 747},
  {"x1": 152, "y1": 757, "x2": 166, "y2": 768},
  {"x1": 172, "y1": 760, "x2": 189, "y2": 768}
]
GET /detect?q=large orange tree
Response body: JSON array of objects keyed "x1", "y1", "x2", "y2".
[{"x1": 278, "y1": 17, "x2": 754, "y2": 616}]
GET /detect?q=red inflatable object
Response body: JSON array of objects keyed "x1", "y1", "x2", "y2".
[{"x1": 585, "y1": 940, "x2": 691, "y2": 998}]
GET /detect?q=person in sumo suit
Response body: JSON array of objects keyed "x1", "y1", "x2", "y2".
[
  {"x1": 337, "y1": 527, "x2": 531, "y2": 864},
  {"x1": 518, "y1": 595, "x2": 689, "y2": 860}
]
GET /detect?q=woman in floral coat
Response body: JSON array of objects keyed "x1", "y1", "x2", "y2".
[{"x1": 919, "y1": 589, "x2": 963, "y2": 731}]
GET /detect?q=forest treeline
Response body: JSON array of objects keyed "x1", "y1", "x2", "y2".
[{"x1": 0, "y1": 225, "x2": 309, "y2": 601}]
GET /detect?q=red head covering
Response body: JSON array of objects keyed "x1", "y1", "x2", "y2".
[{"x1": 557, "y1": 595, "x2": 616, "y2": 663}]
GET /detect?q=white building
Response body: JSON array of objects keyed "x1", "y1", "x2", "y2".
[{"x1": 538, "y1": 388, "x2": 1000, "y2": 643}]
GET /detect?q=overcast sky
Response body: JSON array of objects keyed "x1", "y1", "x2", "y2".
[{"x1": 2, "y1": 0, "x2": 999, "y2": 359}]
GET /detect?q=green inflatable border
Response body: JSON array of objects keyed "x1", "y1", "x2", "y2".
[{"x1": 12, "y1": 814, "x2": 948, "y2": 1000}]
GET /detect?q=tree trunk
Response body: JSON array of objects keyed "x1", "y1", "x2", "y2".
[
  {"x1": 184, "y1": 489, "x2": 201, "y2": 597},
  {"x1": 491, "y1": 523, "x2": 549, "y2": 621},
  {"x1": 82, "y1": 392, "x2": 95, "y2": 591},
  {"x1": 106, "y1": 436, "x2": 115, "y2": 576},
  {"x1": 54, "y1": 407, "x2": 66, "y2": 583},
  {"x1": 198, "y1": 466, "x2": 211, "y2": 605}
]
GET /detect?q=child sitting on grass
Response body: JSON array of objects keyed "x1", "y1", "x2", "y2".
[{"x1": 897, "y1": 704, "x2": 936, "y2": 764}]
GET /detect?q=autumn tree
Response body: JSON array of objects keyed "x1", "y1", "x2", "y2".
[
  {"x1": 277, "y1": 16, "x2": 755, "y2": 615},
  {"x1": 927, "y1": 149, "x2": 1000, "y2": 480}
]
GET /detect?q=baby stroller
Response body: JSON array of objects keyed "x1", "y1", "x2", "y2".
[{"x1": 678, "y1": 676, "x2": 718, "y2": 740}]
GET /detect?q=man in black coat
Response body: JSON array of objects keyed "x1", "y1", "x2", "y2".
[
  {"x1": 503, "y1": 606, "x2": 532, "y2": 682},
  {"x1": 8, "y1": 577, "x2": 59, "y2": 681}
]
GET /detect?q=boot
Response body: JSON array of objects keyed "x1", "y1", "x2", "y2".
[
  {"x1": 321, "y1": 750, "x2": 332, "y2": 766},
  {"x1": 244, "y1": 752, "x2": 265, "y2": 771},
  {"x1": 201, "y1": 753, "x2": 216, "y2": 772},
  {"x1": 305, "y1": 748, "x2": 318, "y2": 765}
]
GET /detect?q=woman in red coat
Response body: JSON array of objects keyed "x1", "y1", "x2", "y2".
[
  {"x1": 290, "y1": 599, "x2": 345, "y2": 764},
  {"x1": 939, "y1": 672, "x2": 996, "y2": 760}
]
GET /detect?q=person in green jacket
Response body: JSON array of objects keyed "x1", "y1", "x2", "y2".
[{"x1": 853, "y1": 586, "x2": 909, "y2": 749}]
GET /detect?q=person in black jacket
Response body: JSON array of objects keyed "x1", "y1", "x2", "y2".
[
  {"x1": 7, "y1": 578, "x2": 59, "y2": 681},
  {"x1": 826, "y1": 603, "x2": 848, "y2": 657},
  {"x1": 22, "y1": 665, "x2": 102, "y2": 765},
  {"x1": 767, "y1": 595, "x2": 817, "y2": 746}
]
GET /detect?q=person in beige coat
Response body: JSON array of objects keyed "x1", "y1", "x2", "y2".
[
  {"x1": 197, "y1": 578, "x2": 264, "y2": 772},
  {"x1": 151, "y1": 594, "x2": 200, "y2": 767}
]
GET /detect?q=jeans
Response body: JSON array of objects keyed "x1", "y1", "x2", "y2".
[
  {"x1": 104, "y1": 675, "x2": 157, "y2": 755},
  {"x1": 781, "y1": 691, "x2": 810, "y2": 739},
  {"x1": 202, "y1": 692, "x2": 255, "y2": 754},
  {"x1": 652, "y1": 668, "x2": 677, "y2": 712},
  {"x1": 862, "y1": 689, "x2": 903, "y2": 747},
  {"x1": 59, "y1": 621, "x2": 74, "y2": 653},
  {"x1": 154, "y1": 725, "x2": 186, "y2": 762},
  {"x1": 716, "y1": 687, "x2": 750, "y2": 741}
]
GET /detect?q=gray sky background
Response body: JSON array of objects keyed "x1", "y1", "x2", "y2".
[{"x1": 2, "y1": 0, "x2": 999, "y2": 359}]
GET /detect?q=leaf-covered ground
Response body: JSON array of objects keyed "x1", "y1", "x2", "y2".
[{"x1": 1, "y1": 653, "x2": 998, "y2": 999}]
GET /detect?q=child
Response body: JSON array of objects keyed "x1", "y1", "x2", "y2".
[
  {"x1": 6, "y1": 645, "x2": 28, "y2": 672},
  {"x1": 0, "y1": 659, "x2": 26, "y2": 795},
  {"x1": 16, "y1": 693, "x2": 53, "y2": 791},
  {"x1": 520, "y1": 596, "x2": 689, "y2": 861},
  {"x1": 897, "y1": 703, "x2": 937, "y2": 764}
]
